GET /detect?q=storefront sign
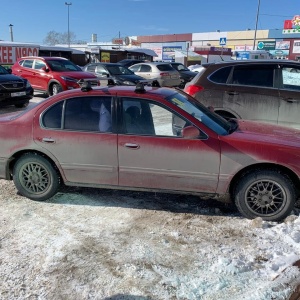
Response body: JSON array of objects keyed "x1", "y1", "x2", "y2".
[
  {"x1": 257, "y1": 41, "x2": 276, "y2": 51},
  {"x1": 0, "y1": 46, "x2": 39, "y2": 64}
]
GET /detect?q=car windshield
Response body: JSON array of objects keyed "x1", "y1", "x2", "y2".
[
  {"x1": 0, "y1": 65, "x2": 9, "y2": 74},
  {"x1": 166, "y1": 91, "x2": 232, "y2": 135},
  {"x1": 47, "y1": 60, "x2": 82, "y2": 72},
  {"x1": 106, "y1": 65, "x2": 134, "y2": 75},
  {"x1": 172, "y1": 64, "x2": 189, "y2": 71}
]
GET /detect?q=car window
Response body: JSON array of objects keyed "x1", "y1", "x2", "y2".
[
  {"x1": 95, "y1": 65, "x2": 107, "y2": 75},
  {"x1": 106, "y1": 65, "x2": 133, "y2": 75},
  {"x1": 42, "y1": 97, "x2": 112, "y2": 132},
  {"x1": 22, "y1": 60, "x2": 34, "y2": 69},
  {"x1": 0, "y1": 65, "x2": 9, "y2": 74},
  {"x1": 34, "y1": 60, "x2": 46, "y2": 70},
  {"x1": 64, "y1": 97, "x2": 112, "y2": 132},
  {"x1": 209, "y1": 66, "x2": 232, "y2": 84},
  {"x1": 47, "y1": 59, "x2": 82, "y2": 72},
  {"x1": 121, "y1": 97, "x2": 193, "y2": 137},
  {"x1": 157, "y1": 64, "x2": 174, "y2": 71},
  {"x1": 172, "y1": 64, "x2": 188, "y2": 71},
  {"x1": 86, "y1": 65, "x2": 96, "y2": 72},
  {"x1": 42, "y1": 101, "x2": 63, "y2": 129},
  {"x1": 282, "y1": 66, "x2": 300, "y2": 91},
  {"x1": 129, "y1": 65, "x2": 140, "y2": 72},
  {"x1": 231, "y1": 65, "x2": 274, "y2": 87},
  {"x1": 140, "y1": 65, "x2": 151, "y2": 72}
]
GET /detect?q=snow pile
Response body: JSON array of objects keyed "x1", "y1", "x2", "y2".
[{"x1": 0, "y1": 183, "x2": 300, "y2": 299}]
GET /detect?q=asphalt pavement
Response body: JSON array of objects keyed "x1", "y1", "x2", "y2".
[{"x1": 0, "y1": 93, "x2": 47, "y2": 115}]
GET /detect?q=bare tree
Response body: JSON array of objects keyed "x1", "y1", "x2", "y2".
[{"x1": 43, "y1": 31, "x2": 77, "y2": 45}]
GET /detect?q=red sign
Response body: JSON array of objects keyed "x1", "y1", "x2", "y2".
[{"x1": 0, "y1": 46, "x2": 39, "y2": 64}]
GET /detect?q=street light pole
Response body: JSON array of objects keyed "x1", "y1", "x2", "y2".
[
  {"x1": 253, "y1": 0, "x2": 261, "y2": 50},
  {"x1": 65, "y1": 2, "x2": 72, "y2": 47},
  {"x1": 9, "y1": 24, "x2": 14, "y2": 42}
]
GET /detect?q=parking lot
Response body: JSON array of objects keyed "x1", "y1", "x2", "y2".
[{"x1": 1, "y1": 93, "x2": 300, "y2": 299}]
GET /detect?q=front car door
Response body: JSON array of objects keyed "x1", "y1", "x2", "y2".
[
  {"x1": 117, "y1": 96, "x2": 221, "y2": 193},
  {"x1": 33, "y1": 95, "x2": 118, "y2": 185},
  {"x1": 32, "y1": 59, "x2": 49, "y2": 91},
  {"x1": 278, "y1": 63, "x2": 300, "y2": 129}
]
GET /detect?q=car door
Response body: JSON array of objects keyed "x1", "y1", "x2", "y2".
[
  {"x1": 32, "y1": 59, "x2": 49, "y2": 91},
  {"x1": 33, "y1": 96, "x2": 118, "y2": 185},
  {"x1": 224, "y1": 64, "x2": 280, "y2": 123},
  {"x1": 117, "y1": 97, "x2": 221, "y2": 193},
  {"x1": 277, "y1": 64, "x2": 300, "y2": 129},
  {"x1": 131, "y1": 64, "x2": 152, "y2": 80},
  {"x1": 16, "y1": 59, "x2": 36, "y2": 87}
]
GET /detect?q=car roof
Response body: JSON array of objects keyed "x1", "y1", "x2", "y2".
[
  {"x1": 56, "y1": 84, "x2": 177, "y2": 99},
  {"x1": 202, "y1": 59, "x2": 300, "y2": 68},
  {"x1": 18, "y1": 56, "x2": 68, "y2": 61}
]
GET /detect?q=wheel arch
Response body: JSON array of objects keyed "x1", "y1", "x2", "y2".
[
  {"x1": 228, "y1": 163, "x2": 300, "y2": 198},
  {"x1": 8, "y1": 150, "x2": 63, "y2": 183},
  {"x1": 47, "y1": 79, "x2": 63, "y2": 95}
]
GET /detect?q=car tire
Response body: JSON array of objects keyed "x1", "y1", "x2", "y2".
[
  {"x1": 50, "y1": 83, "x2": 63, "y2": 95},
  {"x1": 15, "y1": 101, "x2": 29, "y2": 108},
  {"x1": 13, "y1": 153, "x2": 60, "y2": 201},
  {"x1": 234, "y1": 170, "x2": 296, "y2": 221}
]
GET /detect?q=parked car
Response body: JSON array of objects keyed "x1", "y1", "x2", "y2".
[
  {"x1": 169, "y1": 62, "x2": 198, "y2": 88},
  {"x1": 0, "y1": 64, "x2": 33, "y2": 108},
  {"x1": 11, "y1": 56, "x2": 99, "y2": 96},
  {"x1": 118, "y1": 59, "x2": 146, "y2": 68},
  {"x1": 82, "y1": 62, "x2": 147, "y2": 85},
  {"x1": 1, "y1": 82, "x2": 300, "y2": 221},
  {"x1": 129, "y1": 62, "x2": 182, "y2": 87},
  {"x1": 184, "y1": 60, "x2": 300, "y2": 129}
]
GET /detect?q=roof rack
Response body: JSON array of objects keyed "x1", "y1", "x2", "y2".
[
  {"x1": 79, "y1": 78, "x2": 100, "y2": 92},
  {"x1": 134, "y1": 79, "x2": 160, "y2": 93}
]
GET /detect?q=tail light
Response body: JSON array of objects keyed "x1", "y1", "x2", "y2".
[
  {"x1": 184, "y1": 85, "x2": 204, "y2": 97},
  {"x1": 160, "y1": 72, "x2": 170, "y2": 77}
]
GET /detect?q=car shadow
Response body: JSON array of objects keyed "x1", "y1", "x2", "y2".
[{"x1": 45, "y1": 185, "x2": 240, "y2": 218}]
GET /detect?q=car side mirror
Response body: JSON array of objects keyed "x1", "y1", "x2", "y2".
[
  {"x1": 7, "y1": 68, "x2": 12, "y2": 74},
  {"x1": 41, "y1": 66, "x2": 49, "y2": 72},
  {"x1": 182, "y1": 126, "x2": 200, "y2": 139}
]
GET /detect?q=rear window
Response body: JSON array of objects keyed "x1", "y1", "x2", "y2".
[
  {"x1": 157, "y1": 64, "x2": 174, "y2": 71},
  {"x1": 209, "y1": 66, "x2": 232, "y2": 84}
]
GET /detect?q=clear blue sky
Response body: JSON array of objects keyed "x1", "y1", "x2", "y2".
[{"x1": 0, "y1": 0, "x2": 299, "y2": 44}]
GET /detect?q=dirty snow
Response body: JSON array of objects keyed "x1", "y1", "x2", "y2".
[{"x1": 1, "y1": 180, "x2": 300, "y2": 300}]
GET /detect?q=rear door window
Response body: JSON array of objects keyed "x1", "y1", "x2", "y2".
[{"x1": 231, "y1": 65, "x2": 274, "y2": 87}]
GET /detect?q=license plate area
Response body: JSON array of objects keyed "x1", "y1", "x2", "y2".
[{"x1": 11, "y1": 91, "x2": 26, "y2": 97}]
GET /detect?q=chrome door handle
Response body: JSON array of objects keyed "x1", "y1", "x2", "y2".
[
  {"x1": 226, "y1": 91, "x2": 239, "y2": 96},
  {"x1": 124, "y1": 143, "x2": 140, "y2": 149},
  {"x1": 282, "y1": 98, "x2": 296, "y2": 103},
  {"x1": 42, "y1": 137, "x2": 55, "y2": 143}
]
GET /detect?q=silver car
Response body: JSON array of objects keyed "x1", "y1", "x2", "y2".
[{"x1": 129, "y1": 62, "x2": 182, "y2": 87}]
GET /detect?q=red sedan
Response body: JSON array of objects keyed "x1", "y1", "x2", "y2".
[{"x1": 0, "y1": 82, "x2": 300, "y2": 221}]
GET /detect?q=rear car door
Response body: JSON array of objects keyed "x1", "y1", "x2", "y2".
[
  {"x1": 15, "y1": 59, "x2": 35, "y2": 87},
  {"x1": 33, "y1": 96, "x2": 118, "y2": 185},
  {"x1": 224, "y1": 64, "x2": 279, "y2": 123},
  {"x1": 277, "y1": 63, "x2": 300, "y2": 129},
  {"x1": 117, "y1": 96, "x2": 221, "y2": 193},
  {"x1": 131, "y1": 64, "x2": 152, "y2": 79}
]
